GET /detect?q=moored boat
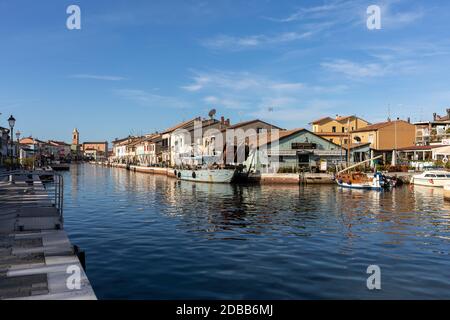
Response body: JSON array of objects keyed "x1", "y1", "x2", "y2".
[
  {"x1": 411, "y1": 170, "x2": 450, "y2": 187},
  {"x1": 336, "y1": 172, "x2": 385, "y2": 190},
  {"x1": 174, "y1": 155, "x2": 238, "y2": 183},
  {"x1": 335, "y1": 155, "x2": 389, "y2": 191},
  {"x1": 174, "y1": 168, "x2": 237, "y2": 183}
]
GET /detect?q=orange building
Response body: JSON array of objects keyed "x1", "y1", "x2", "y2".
[
  {"x1": 82, "y1": 141, "x2": 108, "y2": 160},
  {"x1": 350, "y1": 119, "x2": 416, "y2": 164}
]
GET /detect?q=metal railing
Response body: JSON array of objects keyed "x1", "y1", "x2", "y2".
[{"x1": 0, "y1": 169, "x2": 64, "y2": 220}]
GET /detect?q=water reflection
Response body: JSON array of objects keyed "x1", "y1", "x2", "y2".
[{"x1": 63, "y1": 164, "x2": 450, "y2": 299}]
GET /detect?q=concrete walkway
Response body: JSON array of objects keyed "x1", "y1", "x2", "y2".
[{"x1": 0, "y1": 173, "x2": 96, "y2": 300}]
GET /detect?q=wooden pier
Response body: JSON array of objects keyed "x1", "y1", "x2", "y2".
[{"x1": 0, "y1": 171, "x2": 96, "y2": 300}]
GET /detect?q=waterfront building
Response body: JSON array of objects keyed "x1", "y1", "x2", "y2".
[
  {"x1": 397, "y1": 145, "x2": 441, "y2": 162},
  {"x1": 160, "y1": 117, "x2": 201, "y2": 167},
  {"x1": 203, "y1": 119, "x2": 282, "y2": 164},
  {"x1": 131, "y1": 133, "x2": 162, "y2": 166},
  {"x1": 82, "y1": 141, "x2": 109, "y2": 161},
  {"x1": 19, "y1": 137, "x2": 47, "y2": 165},
  {"x1": 414, "y1": 109, "x2": 450, "y2": 146},
  {"x1": 48, "y1": 140, "x2": 72, "y2": 160},
  {"x1": 310, "y1": 115, "x2": 370, "y2": 146},
  {"x1": 350, "y1": 119, "x2": 415, "y2": 165},
  {"x1": 0, "y1": 126, "x2": 9, "y2": 166},
  {"x1": 111, "y1": 136, "x2": 140, "y2": 164},
  {"x1": 171, "y1": 117, "x2": 230, "y2": 167},
  {"x1": 245, "y1": 128, "x2": 346, "y2": 173}
]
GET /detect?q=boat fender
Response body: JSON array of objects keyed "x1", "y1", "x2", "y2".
[
  {"x1": 192, "y1": 171, "x2": 196, "y2": 179},
  {"x1": 174, "y1": 170, "x2": 177, "y2": 177},
  {"x1": 178, "y1": 172, "x2": 181, "y2": 178}
]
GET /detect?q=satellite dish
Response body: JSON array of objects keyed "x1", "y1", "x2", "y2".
[{"x1": 208, "y1": 108, "x2": 217, "y2": 119}]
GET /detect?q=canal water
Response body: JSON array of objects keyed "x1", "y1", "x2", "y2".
[{"x1": 63, "y1": 164, "x2": 450, "y2": 299}]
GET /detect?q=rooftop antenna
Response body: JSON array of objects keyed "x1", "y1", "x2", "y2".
[{"x1": 208, "y1": 108, "x2": 217, "y2": 120}]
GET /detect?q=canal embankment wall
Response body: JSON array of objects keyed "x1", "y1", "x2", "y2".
[
  {"x1": 0, "y1": 172, "x2": 96, "y2": 300},
  {"x1": 96, "y1": 162, "x2": 413, "y2": 185}
]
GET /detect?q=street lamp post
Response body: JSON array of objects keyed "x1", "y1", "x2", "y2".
[
  {"x1": 16, "y1": 130, "x2": 21, "y2": 167},
  {"x1": 8, "y1": 115, "x2": 16, "y2": 169}
]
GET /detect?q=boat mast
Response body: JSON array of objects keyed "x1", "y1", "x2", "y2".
[{"x1": 337, "y1": 155, "x2": 383, "y2": 174}]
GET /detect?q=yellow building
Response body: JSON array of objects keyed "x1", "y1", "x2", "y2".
[{"x1": 310, "y1": 115, "x2": 370, "y2": 146}]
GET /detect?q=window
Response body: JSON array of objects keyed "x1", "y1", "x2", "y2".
[
  {"x1": 257, "y1": 128, "x2": 263, "y2": 133},
  {"x1": 424, "y1": 174, "x2": 437, "y2": 178},
  {"x1": 332, "y1": 126, "x2": 336, "y2": 133},
  {"x1": 436, "y1": 174, "x2": 446, "y2": 178},
  {"x1": 341, "y1": 127, "x2": 345, "y2": 133},
  {"x1": 343, "y1": 139, "x2": 348, "y2": 144}
]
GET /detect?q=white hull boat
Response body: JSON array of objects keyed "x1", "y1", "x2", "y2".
[
  {"x1": 412, "y1": 170, "x2": 450, "y2": 187},
  {"x1": 174, "y1": 168, "x2": 237, "y2": 183}
]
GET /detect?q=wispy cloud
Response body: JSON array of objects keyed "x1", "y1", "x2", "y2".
[
  {"x1": 202, "y1": 31, "x2": 313, "y2": 51},
  {"x1": 249, "y1": 98, "x2": 346, "y2": 123},
  {"x1": 115, "y1": 89, "x2": 190, "y2": 109},
  {"x1": 182, "y1": 70, "x2": 308, "y2": 93},
  {"x1": 321, "y1": 59, "x2": 387, "y2": 79},
  {"x1": 321, "y1": 58, "x2": 419, "y2": 79},
  {"x1": 70, "y1": 74, "x2": 126, "y2": 81},
  {"x1": 180, "y1": 69, "x2": 349, "y2": 127},
  {"x1": 265, "y1": 1, "x2": 348, "y2": 23},
  {"x1": 266, "y1": 0, "x2": 425, "y2": 31}
]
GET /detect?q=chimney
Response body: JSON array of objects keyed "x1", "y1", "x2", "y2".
[
  {"x1": 336, "y1": 114, "x2": 339, "y2": 119},
  {"x1": 397, "y1": 117, "x2": 400, "y2": 121},
  {"x1": 407, "y1": 117, "x2": 410, "y2": 123},
  {"x1": 225, "y1": 119, "x2": 230, "y2": 126},
  {"x1": 433, "y1": 113, "x2": 437, "y2": 121},
  {"x1": 447, "y1": 108, "x2": 450, "y2": 118},
  {"x1": 221, "y1": 116, "x2": 225, "y2": 124}
]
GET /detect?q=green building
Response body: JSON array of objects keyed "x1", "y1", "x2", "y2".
[{"x1": 246, "y1": 128, "x2": 346, "y2": 173}]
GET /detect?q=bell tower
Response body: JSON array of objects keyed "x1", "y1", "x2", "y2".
[{"x1": 72, "y1": 128, "x2": 79, "y2": 146}]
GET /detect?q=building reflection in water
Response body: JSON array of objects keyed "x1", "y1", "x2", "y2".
[{"x1": 76, "y1": 165, "x2": 450, "y2": 245}]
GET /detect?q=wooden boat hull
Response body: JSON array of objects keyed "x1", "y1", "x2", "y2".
[
  {"x1": 174, "y1": 169, "x2": 236, "y2": 183},
  {"x1": 336, "y1": 181, "x2": 383, "y2": 190},
  {"x1": 336, "y1": 172, "x2": 384, "y2": 190}
]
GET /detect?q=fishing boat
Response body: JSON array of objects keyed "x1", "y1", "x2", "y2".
[
  {"x1": 411, "y1": 170, "x2": 450, "y2": 187},
  {"x1": 335, "y1": 155, "x2": 388, "y2": 190},
  {"x1": 336, "y1": 171, "x2": 385, "y2": 190},
  {"x1": 174, "y1": 155, "x2": 238, "y2": 183},
  {"x1": 174, "y1": 168, "x2": 237, "y2": 183}
]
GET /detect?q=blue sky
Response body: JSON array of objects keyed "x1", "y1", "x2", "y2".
[{"x1": 1, "y1": 0, "x2": 450, "y2": 143}]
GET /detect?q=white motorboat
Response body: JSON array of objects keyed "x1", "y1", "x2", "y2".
[{"x1": 411, "y1": 170, "x2": 450, "y2": 187}]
